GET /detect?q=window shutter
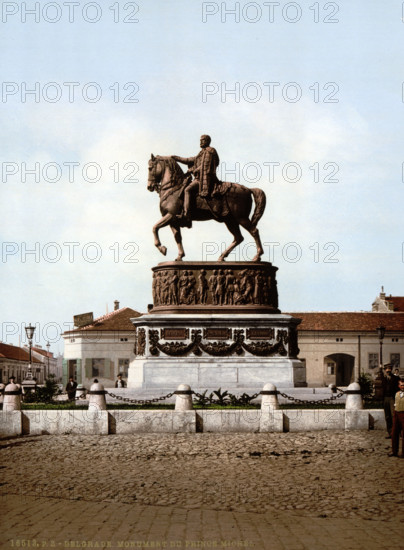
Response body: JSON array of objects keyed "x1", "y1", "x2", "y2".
[
  {"x1": 62, "y1": 359, "x2": 68, "y2": 386},
  {"x1": 85, "y1": 358, "x2": 92, "y2": 380},
  {"x1": 76, "y1": 359, "x2": 82, "y2": 384},
  {"x1": 104, "y1": 359, "x2": 113, "y2": 380}
]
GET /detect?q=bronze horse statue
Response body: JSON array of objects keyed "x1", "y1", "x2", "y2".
[{"x1": 147, "y1": 154, "x2": 266, "y2": 262}]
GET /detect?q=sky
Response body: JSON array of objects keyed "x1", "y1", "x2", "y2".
[{"x1": 0, "y1": 0, "x2": 403, "y2": 353}]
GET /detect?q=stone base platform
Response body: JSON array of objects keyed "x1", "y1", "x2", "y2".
[
  {"x1": 129, "y1": 313, "x2": 306, "y2": 389},
  {"x1": 0, "y1": 410, "x2": 386, "y2": 435}
]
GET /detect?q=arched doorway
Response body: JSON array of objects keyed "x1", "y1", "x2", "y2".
[{"x1": 324, "y1": 353, "x2": 355, "y2": 386}]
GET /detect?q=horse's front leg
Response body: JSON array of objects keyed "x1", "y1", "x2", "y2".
[
  {"x1": 153, "y1": 213, "x2": 173, "y2": 256},
  {"x1": 171, "y1": 224, "x2": 185, "y2": 261}
]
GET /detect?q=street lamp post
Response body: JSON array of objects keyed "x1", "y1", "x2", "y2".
[
  {"x1": 377, "y1": 325, "x2": 386, "y2": 368},
  {"x1": 22, "y1": 323, "x2": 37, "y2": 395},
  {"x1": 46, "y1": 341, "x2": 50, "y2": 380},
  {"x1": 374, "y1": 325, "x2": 386, "y2": 400}
]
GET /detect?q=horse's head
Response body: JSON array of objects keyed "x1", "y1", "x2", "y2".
[
  {"x1": 148, "y1": 154, "x2": 185, "y2": 193},
  {"x1": 147, "y1": 153, "x2": 164, "y2": 192}
]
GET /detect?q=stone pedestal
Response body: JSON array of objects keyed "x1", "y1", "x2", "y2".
[
  {"x1": 129, "y1": 313, "x2": 306, "y2": 390},
  {"x1": 129, "y1": 261, "x2": 306, "y2": 391}
]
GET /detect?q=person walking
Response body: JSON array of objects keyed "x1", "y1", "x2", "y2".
[
  {"x1": 389, "y1": 378, "x2": 404, "y2": 457},
  {"x1": 381, "y1": 363, "x2": 399, "y2": 437},
  {"x1": 65, "y1": 377, "x2": 77, "y2": 401}
]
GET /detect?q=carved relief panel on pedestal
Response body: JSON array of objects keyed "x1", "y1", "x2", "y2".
[{"x1": 151, "y1": 262, "x2": 279, "y2": 313}]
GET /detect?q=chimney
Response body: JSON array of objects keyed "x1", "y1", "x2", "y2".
[
  {"x1": 380, "y1": 286, "x2": 385, "y2": 300},
  {"x1": 114, "y1": 300, "x2": 120, "y2": 311}
]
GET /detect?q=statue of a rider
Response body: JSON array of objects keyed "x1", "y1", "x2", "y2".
[{"x1": 172, "y1": 135, "x2": 222, "y2": 226}]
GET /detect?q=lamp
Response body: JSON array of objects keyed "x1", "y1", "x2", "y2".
[
  {"x1": 377, "y1": 325, "x2": 386, "y2": 367},
  {"x1": 46, "y1": 341, "x2": 50, "y2": 379},
  {"x1": 22, "y1": 323, "x2": 37, "y2": 394}
]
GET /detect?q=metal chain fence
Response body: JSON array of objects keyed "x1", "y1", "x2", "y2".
[
  {"x1": 277, "y1": 390, "x2": 345, "y2": 406},
  {"x1": 106, "y1": 391, "x2": 175, "y2": 405},
  {"x1": 81, "y1": 388, "x2": 348, "y2": 407}
]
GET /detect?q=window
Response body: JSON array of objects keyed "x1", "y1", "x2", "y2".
[
  {"x1": 118, "y1": 358, "x2": 130, "y2": 377},
  {"x1": 390, "y1": 353, "x2": 400, "y2": 368},
  {"x1": 70, "y1": 338, "x2": 75, "y2": 343},
  {"x1": 120, "y1": 338, "x2": 128, "y2": 342},
  {"x1": 368, "y1": 353, "x2": 378, "y2": 370},
  {"x1": 336, "y1": 338, "x2": 344, "y2": 342},
  {"x1": 391, "y1": 338, "x2": 399, "y2": 342},
  {"x1": 91, "y1": 358, "x2": 105, "y2": 378},
  {"x1": 327, "y1": 362, "x2": 335, "y2": 375},
  {"x1": 84, "y1": 358, "x2": 113, "y2": 380}
]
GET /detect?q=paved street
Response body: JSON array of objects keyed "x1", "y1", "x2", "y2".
[{"x1": 1, "y1": 431, "x2": 403, "y2": 549}]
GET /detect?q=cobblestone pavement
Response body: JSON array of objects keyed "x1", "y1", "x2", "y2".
[{"x1": 1, "y1": 431, "x2": 403, "y2": 549}]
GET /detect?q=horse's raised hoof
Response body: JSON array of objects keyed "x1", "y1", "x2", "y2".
[{"x1": 160, "y1": 246, "x2": 167, "y2": 256}]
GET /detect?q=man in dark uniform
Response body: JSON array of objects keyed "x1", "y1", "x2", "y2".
[
  {"x1": 381, "y1": 363, "x2": 399, "y2": 437},
  {"x1": 172, "y1": 135, "x2": 221, "y2": 226},
  {"x1": 115, "y1": 373, "x2": 127, "y2": 388},
  {"x1": 66, "y1": 376, "x2": 77, "y2": 401}
]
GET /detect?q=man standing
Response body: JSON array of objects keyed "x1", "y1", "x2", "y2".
[
  {"x1": 389, "y1": 377, "x2": 404, "y2": 457},
  {"x1": 172, "y1": 135, "x2": 220, "y2": 225},
  {"x1": 115, "y1": 373, "x2": 126, "y2": 388},
  {"x1": 65, "y1": 377, "x2": 77, "y2": 402},
  {"x1": 381, "y1": 363, "x2": 399, "y2": 437}
]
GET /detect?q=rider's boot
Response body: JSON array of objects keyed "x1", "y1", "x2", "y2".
[
  {"x1": 175, "y1": 212, "x2": 192, "y2": 228},
  {"x1": 182, "y1": 212, "x2": 192, "y2": 228}
]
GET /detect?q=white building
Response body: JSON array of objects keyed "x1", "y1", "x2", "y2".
[{"x1": 62, "y1": 303, "x2": 142, "y2": 387}]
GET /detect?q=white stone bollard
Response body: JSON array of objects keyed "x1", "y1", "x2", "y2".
[
  {"x1": 175, "y1": 384, "x2": 193, "y2": 411},
  {"x1": 3, "y1": 383, "x2": 22, "y2": 411},
  {"x1": 345, "y1": 382, "x2": 363, "y2": 410},
  {"x1": 75, "y1": 384, "x2": 87, "y2": 400},
  {"x1": 261, "y1": 383, "x2": 280, "y2": 411},
  {"x1": 88, "y1": 381, "x2": 107, "y2": 411},
  {"x1": 329, "y1": 383, "x2": 337, "y2": 394}
]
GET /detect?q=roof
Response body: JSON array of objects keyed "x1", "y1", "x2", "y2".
[
  {"x1": 288, "y1": 312, "x2": 404, "y2": 332},
  {"x1": 32, "y1": 346, "x2": 53, "y2": 358},
  {"x1": 64, "y1": 307, "x2": 142, "y2": 334},
  {"x1": 0, "y1": 343, "x2": 43, "y2": 363},
  {"x1": 385, "y1": 296, "x2": 404, "y2": 312}
]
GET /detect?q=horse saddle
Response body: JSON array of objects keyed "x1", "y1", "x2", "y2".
[{"x1": 204, "y1": 180, "x2": 231, "y2": 218}]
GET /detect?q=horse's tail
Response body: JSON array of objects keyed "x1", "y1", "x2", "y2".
[{"x1": 250, "y1": 188, "x2": 266, "y2": 227}]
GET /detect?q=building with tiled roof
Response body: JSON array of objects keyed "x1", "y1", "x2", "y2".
[
  {"x1": 287, "y1": 311, "x2": 404, "y2": 386},
  {"x1": 64, "y1": 306, "x2": 142, "y2": 334},
  {"x1": 290, "y1": 312, "x2": 404, "y2": 332},
  {"x1": 0, "y1": 342, "x2": 44, "y2": 384},
  {"x1": 372, "y1": 288, "x2": 404, "y2": 312},
  {"x1": 62, "y1": 302, "x2": 143, "y2": 386}
]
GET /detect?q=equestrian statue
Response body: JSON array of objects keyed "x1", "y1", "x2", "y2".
[{"x1": 147, "y1": 135, "x2": 266, "y2": 262}]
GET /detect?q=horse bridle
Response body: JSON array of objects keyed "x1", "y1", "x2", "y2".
[{"x1": 148, "y1": 158, "x2": 162, "y2": 193}]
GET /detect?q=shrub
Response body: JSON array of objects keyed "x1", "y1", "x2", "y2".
[
  {"x1": 357, "y1": 372, "x2": 374, "y2": 401},
  {"x1": 23, "y1": 374, "x2": 62, "y2": 403}
]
